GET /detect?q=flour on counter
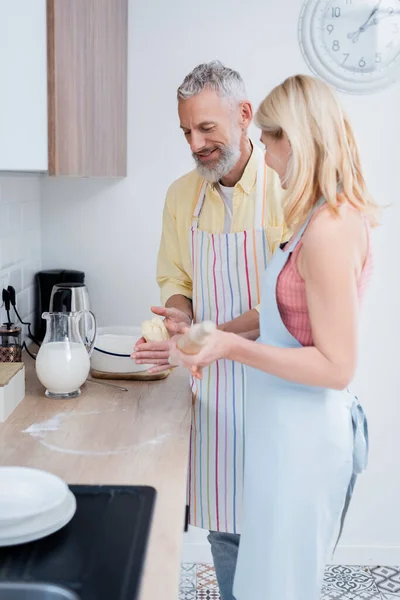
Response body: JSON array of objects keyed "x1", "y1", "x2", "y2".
[
  {"x1": 22, "y1": 409, "x2": 108, "y2": 439},
  {"x1": 39, "y1": 440, "x2": 133, "y2": 456},
  {"x1": 22, "y1": 413, "x2": 67, "y2": 438},
  {"x1": 22, "y1": 411, "x2": 171, "y2": 456}
]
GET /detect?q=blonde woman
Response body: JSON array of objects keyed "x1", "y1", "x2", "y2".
[{"x1": 171, "y1": 74, "x2": 377, "y2": 600}]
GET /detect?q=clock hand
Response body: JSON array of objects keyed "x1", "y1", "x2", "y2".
[
  {"x1": 363, "y1": 8, "x2": 397, "y2": 30},
  {"x1": 347, "y1": 0, "x2": 382, "y2": 42}
]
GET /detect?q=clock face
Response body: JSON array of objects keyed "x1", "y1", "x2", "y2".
[{"x1": 299, "y1": 0, "x2": 400, "y2": 93}]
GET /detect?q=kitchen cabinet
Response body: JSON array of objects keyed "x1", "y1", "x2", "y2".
[
  {"x1": 0, "y1": 0, "x2": 128, "y2": 177},
  {"x1": 47, "y1": 0, "x2": 128, "y2": 177},
  {"x1": 0, "y1": 357, "x2": 192, "y2": 600},
  {"x1": 0, "y1": 1, "x2": 48, "y2": 172}
]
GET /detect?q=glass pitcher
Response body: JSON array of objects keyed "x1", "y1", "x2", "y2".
[{"x1": 36, "y1": 311, "x2": 96, "y2": 399}]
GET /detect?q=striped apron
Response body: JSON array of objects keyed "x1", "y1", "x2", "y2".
[{"x1": 187, "y1": 148, "x2": 270, "y2": 534}]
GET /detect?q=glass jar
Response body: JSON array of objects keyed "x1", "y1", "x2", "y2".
[{"x1": 0, "y1": 324, "x2": 22, "y2": 362}]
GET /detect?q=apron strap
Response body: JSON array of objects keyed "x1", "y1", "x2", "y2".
[
  {"x1": 191, "y1": 180, "x2": 208, "y2": 230},
  {"x1": 286, "y1": 197, "x2": 325, "y2": 253}
]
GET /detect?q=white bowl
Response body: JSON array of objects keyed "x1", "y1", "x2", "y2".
[
  {"x1": 91, "y1": 326, "x2": 152, "y2": 374},
  {"x1": 0, "y1": 467, "x2": 69, "y2": 524}
]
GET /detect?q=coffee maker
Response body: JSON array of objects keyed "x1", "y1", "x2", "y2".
[{"x1": 34, "y1": 270, "x2": 85, "y2": 341}]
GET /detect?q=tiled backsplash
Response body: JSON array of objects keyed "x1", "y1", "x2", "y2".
[{"x1": 0, "y1": 176, "x2": 42, "y2": 341}]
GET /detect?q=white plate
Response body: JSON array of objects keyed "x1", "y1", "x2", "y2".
[
  {"x1": 0, "y1": 490, "x2": 76, "y2": 547},
  {"x1": 0, "y1": 485, "x2": 73, "y2": 537},
  {"x1": 0, "y1": 467, "x2": 68, "y2": 524}
]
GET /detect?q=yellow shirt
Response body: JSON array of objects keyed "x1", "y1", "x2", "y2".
[{"x1": 157, "y1": 145, "x2": 288, "y2": 305}]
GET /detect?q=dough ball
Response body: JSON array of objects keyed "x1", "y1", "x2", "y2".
[{"x1": 141, "y1": 317, "x2": 169, "y2": 342}]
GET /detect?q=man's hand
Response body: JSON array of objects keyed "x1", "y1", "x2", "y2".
[
  {"x1": 151, "y1": 305, "x2": 192, "y2": 335},
  {"x1": 131, "y1": 338, "x2": 172, "y2": 374},
  {"x1": 219, "y1": 308, "x2": 260, "y2": 336},
  {"x1": 131, "y1": 306, "x2": 191, "y2": 374}
]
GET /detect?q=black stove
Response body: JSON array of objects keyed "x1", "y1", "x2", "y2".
[{"x1": 0, "y1": 485, "x2": 156, "y2": 600}]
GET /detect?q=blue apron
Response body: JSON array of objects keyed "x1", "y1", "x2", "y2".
[{"x1": 233, "y1": 200, "x2": 369, "y2": 600}]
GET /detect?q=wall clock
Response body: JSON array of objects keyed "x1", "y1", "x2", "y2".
[{"x1": 299, "y1": 0, "x2": 400, "y2": 93}]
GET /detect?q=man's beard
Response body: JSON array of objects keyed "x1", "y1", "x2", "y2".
[{"x1": 192, "y1": 131, "x2": 242, "y2": 184}]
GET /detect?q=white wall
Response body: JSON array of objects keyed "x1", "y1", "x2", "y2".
[
  {"x1": 0, "y1": 175, "x2": 42, "y2": 340},
  {"x1": 41, "y1": 0, "x2": 400, "y2": 563}
]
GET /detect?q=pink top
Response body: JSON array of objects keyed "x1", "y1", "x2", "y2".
[{"x1": 276, "y1": 206, "x2": 373, "y2": 347}]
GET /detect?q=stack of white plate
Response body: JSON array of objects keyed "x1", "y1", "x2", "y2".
[{"x1": 0, "y1": 467, "x2": 76, "y2": 547}]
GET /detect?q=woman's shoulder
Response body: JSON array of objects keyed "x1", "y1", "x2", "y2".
[
  {"x1": 299, "y1": 201, "x2": 369, "y2": 279},
  {"x1": 303, "y1": 201, "x2": 366, "y2": 249}
]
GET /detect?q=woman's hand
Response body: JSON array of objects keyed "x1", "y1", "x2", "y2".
[{"x1": 170, "y1": 330, "x2": 236, "y2": 379}]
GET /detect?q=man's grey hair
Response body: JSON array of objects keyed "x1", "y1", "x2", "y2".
[{"x1": 177, "y1": 60, "x2": 247, "y2": 104}]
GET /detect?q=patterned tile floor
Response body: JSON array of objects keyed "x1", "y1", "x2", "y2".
[{"x1": 180, "y1": 563, "x2": 400, "y2": 599}]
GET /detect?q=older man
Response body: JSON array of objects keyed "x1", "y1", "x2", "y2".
[{"x1": 133, "y1": 61, "x2": 287, "y2": 600}]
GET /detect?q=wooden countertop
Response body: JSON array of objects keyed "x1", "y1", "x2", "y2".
[{"x1": 0, "y1": 356, "x2": 192, "y2": 600}]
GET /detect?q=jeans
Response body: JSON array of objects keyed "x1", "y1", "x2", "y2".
[{"x1": 208, "y1": 531, "x2": 240, "y2": 600}]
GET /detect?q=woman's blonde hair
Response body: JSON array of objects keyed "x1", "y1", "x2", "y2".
[{"x1": 255, "y1": 74, "x2": 379, "y2": 228}]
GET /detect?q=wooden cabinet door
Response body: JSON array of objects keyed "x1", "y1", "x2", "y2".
[{"x1": 47, "y1": 0, "x2": 128, "y2": 177}]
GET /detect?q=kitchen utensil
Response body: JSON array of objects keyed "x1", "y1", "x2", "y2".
[
  {"x1": 91, "y1": 326, "x2": 151, "y2": 374},
  {"x1": 0, "y1": 467, "x2": 68, "y2": 524},
  {"x1": 50, "y1": 282, "x2": 90, "y2": 313},
  {"x1": 86, "y1": 377, "x2": 128, "y2": 392},
  {"x1": 36, "y1": 311, "x2": 96, "y2": 399},
  {"x1": 49, "y1": 283, "x2": 92, "y2": 344},
  {"x1": 0, "y1": 324, "x2": 22, "y2": 363},
  {"x1": 34, "y1": 270, "x2": 85, "y2": 341}
]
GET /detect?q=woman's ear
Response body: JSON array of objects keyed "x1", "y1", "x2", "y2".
[{"x1": 283, "y1": 131, "x2": 291, "y2": 147}]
